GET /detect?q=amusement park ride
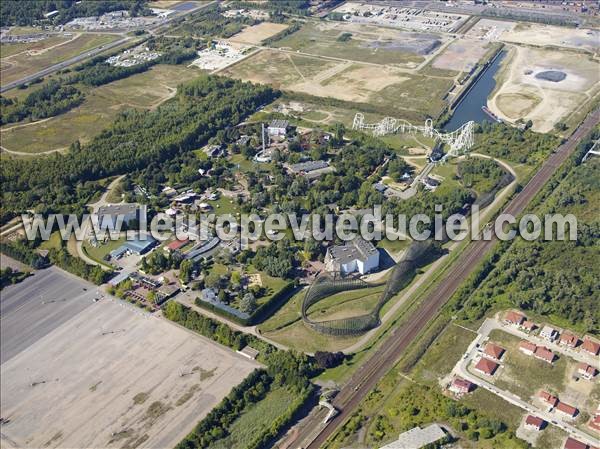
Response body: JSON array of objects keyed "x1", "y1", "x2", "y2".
[{"x1": 352, "y1": 112, "x2": 476, "y2": 159}]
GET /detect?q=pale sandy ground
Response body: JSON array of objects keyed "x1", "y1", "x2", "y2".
[
  {"x1": 488, "y1": 45, "x2": 600, "y2": 132},
  {"x1": 432, "y1": 38, "x2": 489, "y2": 72},
  {"x1": 227, "y1": 22, "x2": 289, "y2": 45},
  {"x1": 0, "y1": 298, "x2": 259, "y2": 449}
]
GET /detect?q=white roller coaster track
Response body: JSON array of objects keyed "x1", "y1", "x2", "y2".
[{"x1": 352, "y1": 113, "x2": 475, "y2": 158}]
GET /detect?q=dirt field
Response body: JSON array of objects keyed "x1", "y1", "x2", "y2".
[
  {"x1": 489, "y1": 45, "x2": 600, "y2": 133},
  {"x1": 0, "y1": 33, "x2": 120, "y2": 86},
  {"x1": 500, "y1": 22, "x2": 600, "y2": 53},
  {"x1": 223, "y1": 49, "x2": 452, "y2": 119},
  {"x1": 0, "y1": 64, "x2": 201, "y2": 155},
  {"x1": 0, "y1": 292, "x2": 259, "y2": 449},
  {"x1": 227, "y1": 22, "x2": 289, "y2": 44},
  {"x1": 432, "y1": 38, "x2": 490, "y2": 72},
  {"x1": 0, "y1": 35, "x2": 74, "y2": 59}
]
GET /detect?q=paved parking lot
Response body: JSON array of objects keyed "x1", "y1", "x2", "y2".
[{"x1": 0, "y1": 267, "x2": 97, "y2": 364}]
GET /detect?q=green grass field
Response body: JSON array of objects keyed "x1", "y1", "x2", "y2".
[
  {"x1": 0, "y1": 64, "x2": 201, "y2": 155},
  {"x1": 411, "y1": 323, "x2": 476, "y2": 384},
  {"x1": 486, "y1": 329, "x2": 568, "y2": 400},
  {"x1": 271, "y1": 22, "x2": 425, "y2": 67},
  {"x1": 208, "y1": 386, "x2": 299, "y2": 449},
  {"x1": 0, "y1": 33, "x2": 120, "y2": 86},
  {"x1": 82, "y1": 236, "x2": 126, "y2": 263},
  {"x1": 0, "y1": 35, "x2": 72, "y2": 59}
]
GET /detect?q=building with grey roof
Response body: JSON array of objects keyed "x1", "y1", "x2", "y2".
[
  {"x1": 98, "y1": 204, "x2": 139, "y2": 228},
  {"x1": 267, "y1": 119, "x2": 289, "y2": 136},
  {"x1": 289, "y1": 160, "x2": 329, "y2": 174},
  {"x1": 379, "y1": 424, "x2": 447, "y2": 449},
  {"x1": 324, "y1": 237, "x2": 379, "y2": 275}
]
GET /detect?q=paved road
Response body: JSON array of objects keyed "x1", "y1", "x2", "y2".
[
  {"x1": 0, "y1": 37, "x2": 131, "y2": 93},
  {"x1": 285, "y1": 109, "x2": 600, "y2": 449},
  {"x1": 453, "y1": 318, "x2": 598, "y2": 447},
  {"x1": 0, "y1": 1, "x2": 215, "y2": 93}
]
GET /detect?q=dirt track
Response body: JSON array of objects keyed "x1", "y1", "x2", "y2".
[{"x1": 287, "y1": 108, "x2": 600, "y2": 449}]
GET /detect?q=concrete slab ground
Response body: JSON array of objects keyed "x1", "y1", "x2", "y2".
[{"x1": 1, "y1": 268, "x2": 259, "y2": 449}]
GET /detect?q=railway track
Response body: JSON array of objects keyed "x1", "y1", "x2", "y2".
[{"x1": 289, "y1": 109, "x2": 600, "y2": 449}]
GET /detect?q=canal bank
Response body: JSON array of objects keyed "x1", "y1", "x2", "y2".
[{"x1": 443, "y1": 48, "x2": 507, "y2": 132}]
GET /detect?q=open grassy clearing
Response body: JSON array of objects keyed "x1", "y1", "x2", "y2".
[
  {"x1": 227, "y1": 22, "x2": 289, "y2": 45},
  {"x1": 306, "y1": 285, "x2": 386, "y2": 322},
  {"x1": 411, "y1": 323, "x2": 475, "y2": 384},
  {"x1": 208, "y1": 386, "x2": 298, "y2": 449},
  {"x1": 0, "y1": 33, "x2": 120, "y2": 86},
  {"x1": 0, "y1": 35, "x2": 73, "y2": 59},
  {"x1": 271, "y1": 21, "x2": 435, "y2": 68},
  {"x1": 486, "y1": 330, "x2": 567, "y2": 401},
  {"x1": 0, "y1": 64, "x2": 201, "y2": 155},
  {"x1": 82, "y1": 236, "x2": 127, "y2": 264}
]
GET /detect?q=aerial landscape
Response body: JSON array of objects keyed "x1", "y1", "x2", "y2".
[{"x1": 0, "y1": 1, "x2": 598, "y2": 449}]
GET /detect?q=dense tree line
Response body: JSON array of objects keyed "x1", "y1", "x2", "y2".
[
  {"x1": 48, "y1": 248, "x2": 112, "y2": 284},
  {"x1": 0, "y1": 241, "x2": 49, "y2": 269},
  {"x1": 1, "y1": 76, "x2": 278, "y2": 221},
  {"x1": 0, "y1": 80, "x2": 84, "y2": 124},
  {"x1": 472, "y1": 121, "x2": 559, "y2": 165},
  {"x1": 1, "y1": 0, "x2": 148, "y2": 26},
  {"x1": 450, "y1": 128, "x2": 600, "y2": 333},
  {"x1": 0, "y1": 267, "x2": 31, "y2": 290},
  {"x1": 457, "y1": 156, "x2": 505, "y2": 195}
]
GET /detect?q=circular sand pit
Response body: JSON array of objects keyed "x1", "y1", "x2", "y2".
[{"x1": 535, "y1": 70, "x2": 566, "y2": 82}]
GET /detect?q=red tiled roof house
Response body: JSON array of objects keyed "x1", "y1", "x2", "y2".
[
  {"x1": 449, "y1": 377, "x2": 475, "y2": 395},
  {"x1": 524, "y1": 415, "x2": 545, "y2": 431},
  {"x1": 582, "y1": 338, "x2": 600, "y2": 356},
  {"x1": 556, "y1": 401, "x2": 579, "y2": 418},
  {"x1": 538, "y1": 390, "x2": 559, "y2": 409},
  {"x1": 519, "y1": 340, "x2": 537, "y2": 356},
  {"x1": 505, "y1": 311, "x2": 525, "y2": 326},
  {"x1": 534, "y1": 346, "x2": 555, "y2": 364},
  {"x1": 559, "y1": 332, "x2": 580, "y2": 348},
  {"x1": 474, "y1": 358, "x2": 499, "y2": 376},
  {"x1": 484, "y1": 343, "x2": 506, "y2": 361}
]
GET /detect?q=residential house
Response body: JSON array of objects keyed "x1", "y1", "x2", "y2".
[
  {"x1": 524, "y1": 415, "x2": 545, "y2": 431},
  {"x1": 577, "y1": 363, "x2": 598, "y2": 380},
  {"x1": 540, "y1": 325, "x2": 559, "y2": 342},
  {"x1": 556, "y1": 401, "x2": 578, "y2": 418},
  {"x1": 449, "y1": 377, "x2": 475, "y2": 395},
  {"x1": 560, "y1": 332, "x2": 580, "y2": 348},
  {"x1": 522, "y1": 320, "x2": 537, "y2": 333},
  {"x1": 564, "y1": 438, "x2": 592, "y2": 449},
  {"x1": 519, "y1": 341, "x2": 537, "y2": 356},
  {"x1": 582, "y1": 338, "x2": 600, "y2": 356},
  {"x1": 538, "y1": 390, "x2": 559, "y2": 408},
  {"x1": 474, "y1": 358, "x2": 499, "y2": 376},
  {"x1": 484, "y1": 343, "x2": 506, "y2": 361},
  {"x1": 505, "y1": 311, "x2": 526, "y2": 326},
  {"x1": 534, "y1": 346, "x2": 555, "y2": 364}
]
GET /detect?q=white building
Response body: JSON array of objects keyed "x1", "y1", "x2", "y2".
[
  {"x1": 324, "y1": 238, "x2": 379, "y2": 275},
  {"x1": 540, "y1": 325, "x2": 559, "y2": 342},
  {"x1": 267, "y1": 119, "x2": 289, "y2": 137}
]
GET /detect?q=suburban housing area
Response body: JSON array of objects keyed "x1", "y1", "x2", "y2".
[{"x1": 0, "y1": 1, "x2": 599, "y2": 449}]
